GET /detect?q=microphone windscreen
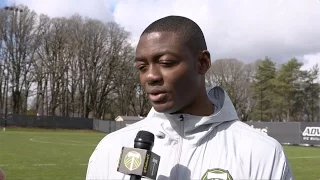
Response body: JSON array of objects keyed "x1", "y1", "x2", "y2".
[{"x1": 135, "y1": 130, "x2": 155, "y2": 143}]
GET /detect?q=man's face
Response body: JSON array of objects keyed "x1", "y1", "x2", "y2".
[{"x1": 135, "y1": 32, "x2": 200, "y2": 113}]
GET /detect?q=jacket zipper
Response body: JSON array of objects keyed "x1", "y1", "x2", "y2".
[{"x1": 175, "y1": 115, "x2": 184, "y2": 179}]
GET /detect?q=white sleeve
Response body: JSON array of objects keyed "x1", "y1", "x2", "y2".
[
  {"x1": 280, "y1": 153, "x2": 294, "y2": 180},
  {"x1": 266, "y1": 147, "x2": 294, "y2": 180},
  {"x1": 270, "y1": 145, "x2": 294, "y2": 180},
  {"x1": 248, "y1": 141, "x2": 294, "y2": 180},
  {"x1": 86, "y1": 145, "x2": 110, "y2": 180}
]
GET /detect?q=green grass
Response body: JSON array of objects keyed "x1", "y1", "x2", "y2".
[
  {"x1": 283, "y1": 146, "x2": 320, "y2": 180},
  {"x1": 0, "y1": 127, "x2": 106, "y2": 180},
  {"x1": 0, "y1": 127, "x2": 319, "y2": 180}
]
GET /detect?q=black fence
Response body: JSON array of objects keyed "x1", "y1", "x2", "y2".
[
  {"x1": 247, "y1": 122, "x2": 320, "y2": 146},
  {"x1": 92, "y1": 119, "x2": 141, "y2": 133},
  {"x1": 0, "y1": 114, "x2": 93, "y2": 129},
  {"x1": 93, "y1": 119, "x2": 126, "y2": 133},
  {"x1": 1, "y1": 114, "x2": 319, "y2": 146},
  {"x1": 92, "y1": 120, "x2": 320, "y2": 146}
]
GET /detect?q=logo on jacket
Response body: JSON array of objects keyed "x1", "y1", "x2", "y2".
[
  {"x1": 124, "y1": 151, "x2": 142, "y2": 171},
  {"x1": 201, "y1": 168, "x2": 233, "y2": 180}
]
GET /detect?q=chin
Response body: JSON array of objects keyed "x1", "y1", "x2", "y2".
[{"x1": 152, "y1": 102, "x2": 176, "y2": 114}]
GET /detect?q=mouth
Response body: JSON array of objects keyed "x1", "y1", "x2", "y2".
[{"x1": 148, "y1": 92, "x2": 167, "y2": 103}]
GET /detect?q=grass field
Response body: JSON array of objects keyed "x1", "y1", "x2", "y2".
[{"x1": 0, "y1": 127, "x2": 319, "y2": 180}]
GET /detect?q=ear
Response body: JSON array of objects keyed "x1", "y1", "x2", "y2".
[{"x1": 197, "y1": 50, "x2": 211, "y2": 75}]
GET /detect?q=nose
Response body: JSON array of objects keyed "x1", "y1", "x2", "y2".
[{"x1": 145, "y1": 64, "x2": 162, "y2": 85}]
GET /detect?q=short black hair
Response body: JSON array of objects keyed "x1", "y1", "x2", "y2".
[{"x1": 141, "y1": 15, "x2": 207, "y2": 54}]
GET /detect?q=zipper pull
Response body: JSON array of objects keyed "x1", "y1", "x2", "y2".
[{"x1": 179, "y1": 115, "x2": 184, "y2": 121}]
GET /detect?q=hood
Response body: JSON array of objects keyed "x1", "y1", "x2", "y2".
[{"x1": 146, "y1": 86, "x2": 239, "y2": 146}]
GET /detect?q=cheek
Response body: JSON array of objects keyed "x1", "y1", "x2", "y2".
[
  {"x1": 139, "y1": 74, "x2": 143, "y2": 84},
  {"x1": 167, "y1": 69, "x2": 197, "y2": 97},
  {"x1": 139, "y1": 74, "x2": 147, "y2": 89}
]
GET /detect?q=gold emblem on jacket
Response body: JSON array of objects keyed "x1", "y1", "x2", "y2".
[{"x1": 201, "y1": 168, "x2": 233, "y2": 180}]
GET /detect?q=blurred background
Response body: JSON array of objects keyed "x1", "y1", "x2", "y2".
[{"x1": 0, "y1": 0, "x2": 319, "y2": 180}]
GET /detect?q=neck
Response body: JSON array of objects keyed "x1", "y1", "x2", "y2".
[{"x1": 173, "y1": 89, "x2": 214, "y2": 116}]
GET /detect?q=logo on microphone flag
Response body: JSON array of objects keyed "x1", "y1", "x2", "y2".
[
  {"x1": 124, "y1": 151, "x2": 142, "y2": 171},
  {"x1": 117, "y1": 147, "x2": 160, "y2": 179}
]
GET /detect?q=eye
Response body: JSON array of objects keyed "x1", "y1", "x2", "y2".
[
  {"x1": 159, "y1": 61, "x2": 177, "y2": 67},
  {"x1": 137, "y1": 64, "x2": 147, "y2": 71}
]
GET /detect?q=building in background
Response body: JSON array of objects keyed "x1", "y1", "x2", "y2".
[{"x1": 115, "y1": 116, "x2": 144, "y2": 126}]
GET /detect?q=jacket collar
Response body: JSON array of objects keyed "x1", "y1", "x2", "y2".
[{"x1": 145, "y1": 86, "x2": 239, "y2": 146}]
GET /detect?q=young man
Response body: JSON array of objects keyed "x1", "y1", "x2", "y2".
[{"x1": 86, "y1": 15, "x2": 293, "y2": 180}]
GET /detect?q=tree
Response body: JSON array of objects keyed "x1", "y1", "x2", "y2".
[
  {"x1": 273, "y1": 58, "x2": 304, "y2": 121},
  {"x1": 298, "y1": 64, "x2": 320, "y2": 121},
  {"x1": 252, "y1": 57, "x2": 277, "y2": 121},
  {"x1": 206, "y1": 59, "x2": 257, "y2": 121},
  {"x1": 32, "y1": 14, "x2": 135, "y2": 118},
  {"x1": 1, "y1": 4, "x2": 316, "y2": 121},
  {"x1": 0, "y1": 5, "x2": 38, "y2": 114}
]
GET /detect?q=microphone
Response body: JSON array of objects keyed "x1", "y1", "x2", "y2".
[{"x1": 117, "y1": 130, "x2": 161, "y2": 180}]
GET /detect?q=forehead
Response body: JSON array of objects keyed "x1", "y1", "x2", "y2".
[{"x1": 136, "y1": 32, "x2": 187, "y2": 58}]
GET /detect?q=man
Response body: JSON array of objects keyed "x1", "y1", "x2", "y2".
[
  {"x1": 86, "y1": 15, "x2": 293, "y2": 180},
  {"x1": 0, "y1": 168, "x2": 6, "y2": 180}
]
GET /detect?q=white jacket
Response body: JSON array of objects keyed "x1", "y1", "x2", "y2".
[{"x1": 86, "y1": 86, "x2": 293, "y2": 180}]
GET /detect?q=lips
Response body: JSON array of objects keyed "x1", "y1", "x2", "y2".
[
  {"x1": 147, "y1": 89, "x2": 167, "y2": 102},
  {"x1": 148, "y1": 93, "x2": 166, "y2": 102}
]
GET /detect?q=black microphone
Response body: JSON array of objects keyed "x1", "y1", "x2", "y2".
[{"x1": 117, "y1": 130, "x2": 161, "y2": 180}]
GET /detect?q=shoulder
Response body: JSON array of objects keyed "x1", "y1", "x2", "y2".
[
  {"x1": 86, "y1": 118, "x2": 154, "y2": 179},
  {"x1": 96, "y1": 118, "x2": 154, "y2": 151},
  {"x1": 230, "y1": 121, "x2": 282, "y2": 148},
  {"x1": 217, "y1": 121, "x2": 293, "y2": 179},
  {"x1": 216, "y1": 120, "x2": 283, "y2": 150},
  {"x1": 226, "y1": 121, "x2": 285, "y2": 158}
]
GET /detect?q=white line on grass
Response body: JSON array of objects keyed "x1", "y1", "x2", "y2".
[
  {"x1": 0, "y1": 164, "x2": 89, "y2": 167},
  {"x1": 30, "y1": 138, "x2": 95, "y2": 146},
  {"x1": 289, "y1": 156, "x2": 320, "y2": 159},
  {"x1": 63, "y1": 140, "x2": 92, "y2": 144},
  {"x1": 32, "y1": 164, "x2": 57, "y2": 166}
]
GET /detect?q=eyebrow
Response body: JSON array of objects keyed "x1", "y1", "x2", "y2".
[
  {"x1": 135, "y1": 57, "x2": 145, "y2": 62},
  {"x1": 135, "y1": 50, "x2": 178, "y2": 62}
]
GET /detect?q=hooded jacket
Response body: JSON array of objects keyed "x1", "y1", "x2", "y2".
[{"x1": 86, "y1": 86, "x2": 293, "y2": 180}]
